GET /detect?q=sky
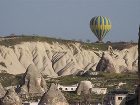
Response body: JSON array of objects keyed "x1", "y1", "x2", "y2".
[{"x1": 0, "y1": 0, "x2": 140, "y2": 42}]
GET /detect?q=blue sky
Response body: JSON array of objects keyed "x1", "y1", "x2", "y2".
[{"x1": 0, "y1": 0, "x2": 140, "y2": 42}]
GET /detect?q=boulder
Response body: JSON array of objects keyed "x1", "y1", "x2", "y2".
[
  {"x1": 96, "y1": 52, "x2": 116, "y2": 73},
  {"x1": 38, "y1": 83, "x2": 69, "y2": 105},
  {"x1": 18, "y1": 64, "x2": 47, "y2": 96},
  {"x1": 0, "y1": 88, "x2": 22, "y2": 105},
  {"x1": 77, "y1": 80, "x2": 92, "y2": 95},
  {"x1": 0, "y1": 83, "x2": 6, "y2": 98}
]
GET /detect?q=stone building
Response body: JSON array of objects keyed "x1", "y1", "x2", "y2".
[
  {"x1": 104, "y1": 89, "x2": 128, "y2": 105},
  {"x1": 57, "y1": 84, "x2": 78, "y2": 92}
]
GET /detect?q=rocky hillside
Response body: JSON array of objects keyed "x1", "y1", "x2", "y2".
[{"x1": 0, "y1": 36, "x2": 138, "y2": 77}]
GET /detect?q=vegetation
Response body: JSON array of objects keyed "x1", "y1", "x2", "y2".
[
  {"x1": 98, "y1": 72, "x2": 138, "y2": 79},
  {"x1": 82, "y1": 42, "x2": 108, "y2": 51},
  {"x1": 0, "y1": 72, "x2": 138, "y2": 103},
  {"x1": 45, "y1": 72, "x2": 138, "y2": 93},
  {"x1": 63, "y1": 91, "x2": 104, "y2": 104},
  {"x1": 0, "y1": 35, "x2": 137, "y2": 51},
  {"x1": 56, "y1": 75, "x2": 88, "y2": 85},
  {"x1": 0, "y1": 35, "x2": 78, "y2": 47},
  {"x1": 0, "y1": 72, "x2": 138, "y2": 90},
  {"x1": 0, "y1": 73, "x2": 23, "y2": 87},
  {"x1": 49, "y1": 72, "x2": 138, "y2": 103}
]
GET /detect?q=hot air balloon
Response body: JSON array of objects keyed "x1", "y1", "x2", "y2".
[{"x1": 90, "y1": 16, "x2": 112, "y2": 42}]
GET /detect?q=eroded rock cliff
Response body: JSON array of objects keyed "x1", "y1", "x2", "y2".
[
  {"x1": 18, "y1": 64, "x2": 47, "y2": 96},
  {"x1": 0, "y1": 40, "x2": 138, "y2": 76}
]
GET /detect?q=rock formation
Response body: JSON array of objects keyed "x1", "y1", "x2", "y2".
[
  {"x1": 38, "y1": 83, "x2": 69, "y2": 105},
  {"x1": 0, "y1": 88, "x2": 22, "y2": 105},
  {"x1": 96, "y1": 52, "x2": 117, "y2": 73},
  {"x1": 0, "y1": 40, "x2": 138, "y2": 76},
  {"x1": 0, "y1": 83, "x2": 6, "y2": 98},
  {"x1": 96, "y1": 45, "x2": 138, "y2": 73},
  {"x1": 77, "y1": 80, "x2": 92, "y2": 95},
  {"x1": 18, "y1": 64, "x2": 47, "y2": 97}
]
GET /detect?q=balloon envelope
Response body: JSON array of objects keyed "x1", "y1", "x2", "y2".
[{"x1": 90, "y1": 16, "x2": 112, "y2": 42}]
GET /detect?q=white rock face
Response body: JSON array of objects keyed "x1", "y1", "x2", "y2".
[
  {"x1": 77, "y1": 80, "x2": 93, "y2": 95},
  {"x1": 107, "y1": 46, "x2": 138, "y2": 73},
  {"x1": 0, "y1": 41, "x2": 138, "y2": 76}
]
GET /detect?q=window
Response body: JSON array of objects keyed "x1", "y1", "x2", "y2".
[
  {"x1": 118, "y1": 97, "x2": 123, "y2": 100},
  {"x1": 71, "y1": 88, "x2": 73, "y2": 90},
  {"x1": 65, "y1": 88, "x2": 68, "y2": 90}
]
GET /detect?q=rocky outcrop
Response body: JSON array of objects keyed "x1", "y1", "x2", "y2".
[
  {"x1": 0, "y1": 41, "x2": 138, "y2": 76},
  {"x1": 96, "y1": 52, "x2": 117, "y2": 73},
  {"x1": 18, "y1": 64, "x2": 47, "y2": 96},
  {"x1": 77, "y1": 80, "x2": 92, "y2": 95},
  {"x1": 96, "y1": 45, "x2": 138, "y2": 73},
  {"x1": 38, "y1": 83, "x2": 69, "y2": 105},
  {"x1": 0, "y1": 88, "x2": 22, "y2": 105},
  {"x1": 0, "y1": 83, "x2": 6, "y2": 98}
]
